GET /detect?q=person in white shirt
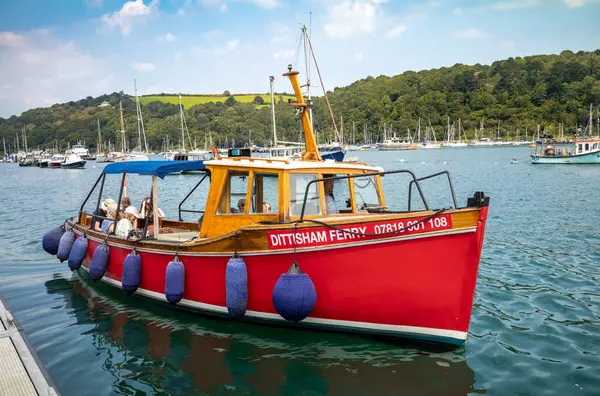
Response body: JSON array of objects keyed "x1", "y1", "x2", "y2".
[
  {"x1": 115, "y1": 206, "x2": 142, "y2": 237},
  {"x1": 324, "y1": 176, "x2": 339, "y2": 214}
]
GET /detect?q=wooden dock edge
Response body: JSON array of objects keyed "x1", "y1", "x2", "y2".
[{"x1": 0, "y1": 297, "x2": 59, "y2": 396}]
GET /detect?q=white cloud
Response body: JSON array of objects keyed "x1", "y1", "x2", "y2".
[
  {"x1": 561, "y1": 0, "x2": 600, "y2": 6},
  {"x1": 354, "y1": 52, "x2": 363, "y2": 61},
  {"x1": 157, "y1": 32, "x2": 177, "y2": 42},
  {"x1": 132, "y1": 62, "x2": 155, "y2": 71},
  {"x1": 491, "y1": 0, "x2": 541, "y2": 10},
  {"x1": 226, "y1": 39, "x2": 239, "y2": 50},
  {"x1": 101, "y1": 0, "x2": 158, "y2": 36},
  {"x1": 385, "y1": 25, "x2": 408, "y2": 38},
  {"x1": 273, "y1": 50, "x2": 295, "y2": 60},
  {"x1": 324, "y1": 0, "x2": 385, "y2": 39},
  {"x1": 0, "y1": 32, "x2": 26, "y2": 48},
  {"x1": 220, "y1": 3, "x2": 227, "y2": 11},
  {"x1": 453, "y1": 28, "x2": 488, "y2": 39},
  {"x1": 0, "y1": 30, "x2": 112, "y2": 117}
]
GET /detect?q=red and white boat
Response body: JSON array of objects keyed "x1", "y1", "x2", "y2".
[{"x1": 45, "y1": 67, "x2": 489, "y2": 345}]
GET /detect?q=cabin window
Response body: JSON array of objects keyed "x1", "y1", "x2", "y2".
[
  {"x1": 593, "y1": 143, "x2": 598, "y2": 150},
  {"x1": 585, "y1": 143, "x2": 589, "y2": 151},
  {"x1": 353, "y1": 175, "x2": 381, "y2": 211},
  {"x1": 323, "y1": 174, "x2": 353, "y2": 214},
  {"x1": 217, "y1": 171, "x2": 249, "y2": 214},
  {"x1": 579, "y1": 144, "x2": 583, "y2": 152},
  {"x1": 249, "y1": 173, "x2": 279, "y2": 214},
  {"x1": 289, "y1": 173, "x2": 322, "y2": 216}
]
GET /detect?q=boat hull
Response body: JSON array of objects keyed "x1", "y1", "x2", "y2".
[
  {"x1": 531, "y1": 151, "x2": 600, "y2": 164},
  {"x1": 70, "y1": 207, "x2": 488, "y2": 345},
  {"x1": 321, "y1": 150, "x2": 345, "y2": 162},
  {"x1": 61, "y1": 161, "x2": 86, "y2": 169}
]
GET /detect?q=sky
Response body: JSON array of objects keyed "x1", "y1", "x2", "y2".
[{"x1": 0, "y1": 0, "x2": 599, "y2": 118}]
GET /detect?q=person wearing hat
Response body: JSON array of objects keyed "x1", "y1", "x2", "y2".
[
  {"x1": 93, "y1": 198, "x2": 116, "y2": 231},
  {"x1": 115, "y1": 206, "x2": 142, "y2": 237},
  {"x1": 101, "y1": 204, "x2": 117, "y2": 234}
]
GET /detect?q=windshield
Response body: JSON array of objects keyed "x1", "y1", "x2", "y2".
[{"x1": 353, "y1": 175, "x2": 381, "y2": 210}]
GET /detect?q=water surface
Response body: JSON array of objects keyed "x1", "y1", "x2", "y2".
[{"x1": 1, "y1": 147, "x2": 599, "y2": 395}]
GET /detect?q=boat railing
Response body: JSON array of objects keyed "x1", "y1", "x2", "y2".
[
  {"x1": 178, "y1": 173, "x2": 209, "y2": 221},
  {"x1": 407, "y1": 171, "x2": 457, "y2": 211},
  {"x1": 299, "y1": 169, "x2": 451, "y2": 219}
]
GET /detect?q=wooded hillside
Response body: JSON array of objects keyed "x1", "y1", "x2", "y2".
[{"x1": 1, "y1": 48, "x2": 599, "y2": 152}]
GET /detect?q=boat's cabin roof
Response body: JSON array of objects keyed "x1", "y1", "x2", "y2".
[{"x1": 204, "y1": 157, "x2": 381, "y2": 172}]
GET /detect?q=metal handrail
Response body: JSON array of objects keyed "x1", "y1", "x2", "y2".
[
  {"x1": 78, "y1": 173, "x2": 104, "y2": 224},
  {"x1": 299, "y1": 169, "x2": 430, "y2": 220},
  {"x1": 407, "y1": 171, "x2": 457, "y2": 212},
  {"x1": 178, "y1": 174, "x2": 209, "y2": 221}
]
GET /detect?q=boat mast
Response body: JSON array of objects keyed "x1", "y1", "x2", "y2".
[
  {"x1": 97, "y1": 118, "x2": 102, "y2": 155},
  {"x1": 302, "y1": 24, "x2": 313, "y2": 129},
  {"x1": 269, "y1": 76, "x2": 277, "y2": 147},
  {"x1": 23, "y1": 126, "x2": 28, "y2": 153},
  {"x1": 134, "y1": 79, "x2": 149, "y2": 154},
  {"x1": 119, "y1": 100, "x2": 126, "y2": 154},
  {"x1": 589, "y1": 103, "x2": 593, "y2": 136},
  {"x1": 179, "y1": 94, "x2": 185, "y2": 151},
  {"x1": 283, "y1": 65, "x2": 321, "y2": 160}
]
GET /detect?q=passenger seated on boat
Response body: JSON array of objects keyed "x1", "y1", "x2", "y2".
[
  {"x1": 139, "y1": 197, "x2": 165, "y2": 228},
  {"x1": 323, "y1": 176, "x2": 339, "y2": 215},
  {"x1": 544, "y1": 146, "x2": 554, "y2": 156},
  {"x1": 101, "y1": 204, "x2": 117, "y2": 233},
  {"x1": 121, "y1": 196, "x2": 131, "y2": 211},
  {"x1": 263, "y1": 202, "x2": 272, "y2": 213},
  {"x1": 93, "y1": 198, "x2": 115, "y2": 231},
  {"x1": 232, "y1": 198, "x2": 246, "y2": 214},
  {"x1": 115, "y1": 206, "x2": 142, "y2": 237}
]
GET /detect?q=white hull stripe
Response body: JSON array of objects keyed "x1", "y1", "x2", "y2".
[
  {"x1": 80, "y1": 266, "x2": 467, "y2": 342},
  {"x1": 76, "y1": 227, "x2": 477, "y2": 257}
]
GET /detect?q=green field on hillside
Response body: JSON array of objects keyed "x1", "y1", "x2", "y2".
[{"x1": 139, "y1": 94, "x2": 295, "y2": 108}]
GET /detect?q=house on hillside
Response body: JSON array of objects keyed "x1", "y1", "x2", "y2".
[{"x1": 98, "y1": 101, "x2": 112, "y2": 108}]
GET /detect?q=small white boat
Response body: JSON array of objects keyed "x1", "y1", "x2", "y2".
[{"x1": 61, "y1": 153, "x2": 86, "y2": 169}]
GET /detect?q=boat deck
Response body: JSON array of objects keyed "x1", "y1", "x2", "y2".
[{"x1": 0, "y1": 298, "x2": 58, "y2": 396}]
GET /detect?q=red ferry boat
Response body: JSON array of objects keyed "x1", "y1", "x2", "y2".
[{"x1": 43, "y1": 67, "x2": 489, "y2": 345}]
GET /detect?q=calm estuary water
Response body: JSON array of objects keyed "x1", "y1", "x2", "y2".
[{"x1": 1, "y1": 147, "x2": 599, "y2": 395}]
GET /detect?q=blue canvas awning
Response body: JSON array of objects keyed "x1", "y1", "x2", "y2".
[{"x1": 102, "y1": 161, "x2": 207, "y2": 179}]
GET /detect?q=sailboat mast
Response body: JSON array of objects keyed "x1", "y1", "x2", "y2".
[
  {"x1": 97, "y1": 118, "x2": 102, "y2": 155},
  {"x1": 134, "y1": 79, "x2": 149, "y2": 154},
  {"x1": 119, "y1": 100, "x2": 126, "y2": 154},
  {"x1": 269, "y1": 76, "x2": 277, "y2": 147},
  {"x1": 589, "y1": 103, "x2": 593, "y2": 136},
  {"x1": 302, "y1": 25, "x2": 313, "y2": 129},
  {"x1": 179, "y1": 94, "x2": 185, "y2": 151},
  {"x1": 23, "y1": 126, "x2": 28, "y2": 152}
]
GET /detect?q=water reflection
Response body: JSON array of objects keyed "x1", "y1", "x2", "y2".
[{"x1": 44, "y1": 272, "x2": 480, "y2": 395}]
